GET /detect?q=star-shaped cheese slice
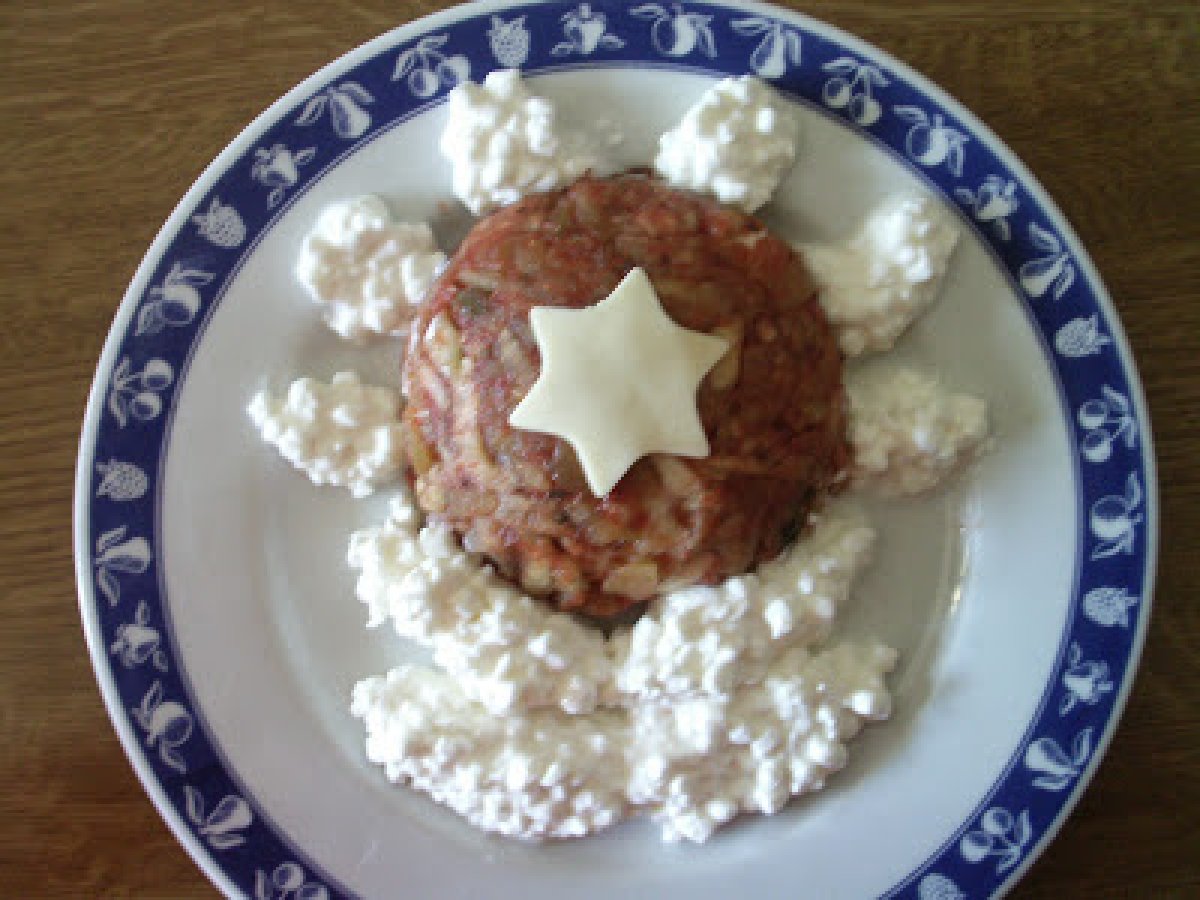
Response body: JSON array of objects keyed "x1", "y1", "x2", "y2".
[{"x1": 509, "y1": 267, "x2": 729, "y2": 497}]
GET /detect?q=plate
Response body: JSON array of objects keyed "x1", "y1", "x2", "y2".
[{"x1": 73, "y1": 1, "x2": 1157, "y2": 897}]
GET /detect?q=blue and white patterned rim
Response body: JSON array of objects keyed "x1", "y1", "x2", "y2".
[{"x1": 73, "y1": 2, "x2": 1158, "y2": 897}]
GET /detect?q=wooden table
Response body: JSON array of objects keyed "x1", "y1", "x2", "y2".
[{"x1": 1, "y1": 1, "x2": 1196, "y2": 896}]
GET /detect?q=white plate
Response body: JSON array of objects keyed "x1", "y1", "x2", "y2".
[{"x1": 75, "y1": 2, "x2": 1157, "y2": 898}]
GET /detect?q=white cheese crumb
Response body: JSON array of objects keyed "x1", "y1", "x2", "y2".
[
  {"x1": 654, "y1": 75, "x2": 799, "y2": 213},
  {"x1": 351, "y1": 665, "x2": 627, "y2": 841},
  {"x1": 350, "y1": 642, "x2": 895, "y2": 844},
  {"x1": 247, "y1": 371, "x2": 404, "y2": 498},
  {"x1": 294, "y1": 195, "x2": 447, "y2": 340},
  {"x1": 439, "y1": 69, "x2": 595, "y2": 215},
  {"x1": 627, "y1": 642, "x2": 896, "y2": 843},
  {"x1": 348, "y1": 495, "x2": 615, "y2": 716},
  {"x1": 610, "y1": 510, "x2": 876, "y2": 704},
  {"x1": 802, "y1": 194, "x2": 959, "y2": 356},
  {"x1": 350, "y1": 498, "x2": 897, "y2": 843},
  {"x1": 847, "y1": 366, "x2": 989, "y2": 496}
]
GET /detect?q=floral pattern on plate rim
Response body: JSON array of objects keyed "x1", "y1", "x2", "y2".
[{"x1": 77, "y1": 2, "x2": 1155, "y2": 898}]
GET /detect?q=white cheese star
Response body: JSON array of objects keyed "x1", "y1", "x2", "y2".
[{"x1": 509, "y1": 268, "x2": 729, "y2": 497}]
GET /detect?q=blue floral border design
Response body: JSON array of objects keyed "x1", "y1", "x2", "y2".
[{"x1": 78, "y1": 3, "x2": 1155, "y2": 898}]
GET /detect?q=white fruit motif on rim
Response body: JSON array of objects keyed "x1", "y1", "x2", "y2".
[
  {"x1": 1077, "y1": 385, "x2": 1136, "y2": 464},
  {"x1": 630, "y1": 3, "x2": 717, "y2": 58},
  {"x1": 392, "y1": 34, "x2": 470, "y2": 99},
  {"x1": 917, "y1": 873, "x2": 966, "y2": 900},
  {"x1": 894, "y1": 106, "x2": 968, "y2": 175},
  {"x1": 254, "y1": 862, "x2": 329, "y2": 900},
  {"x1": 136, "y1": 262, "x2": 214, "y2": 336},
  {"x1": 553, "y1": 3, "x2": 625, "y2": 56},
  {"x1": 295, "y1": 82, "x2": 375, "y2": 140},
  {"x1": 960, "y1": 806, "x2": 1033, "y2": 874},
  {"x1": 132, "y1": 680, "x2": 194, "y2": 774},
  {"x1": 1056, "y1": 314, "x2": 1111, "y2": 358},
  {"x1": 107, "y1": 356, "x2": 174, "y2": 428},
  {"x1": 192, "y1": 197, "x2": 246, "y2": 248},
  {"x1": 110, "y1": 599, "x2": 168, "y2": 672},
  {"x1": 252, "y1": 144, "x2": 317, "y2": 209},
  {"x1": 1019, "y1": 221, "x2": 1076, "y2": 300},
  {"x1": 95, "y1": 459, "x2": 148, "y2": 501},
  {"x1": 954, "y1": 175, "x2": 1019, "y2": 242},
  {"x1": 488, "y1": 15, "x2": 531, "y2": 67},
  {"x1": 184, "y1": 785, "x2": 253, "y2": 851},
  {"x1": 1090, "y1": 472, "x2": 1142, "y2": 560},
  {"x1": 821, "y1": 57, "x2": 888, "y2": 126},
  {"x1": 1026, "y1": 726, "x2": 1094, "y2": 791},
  {"x1": 731, "y1": 17, "x2": 802, "y2": 79},
  {"x1": 1082, "y1": 586, "x2": 1140, "y2": 628},
  {"x1": 1059, "y1": 642, "x2": 1115, "y2": 716},
  {"x1": 94, "y1": 525, "x2": 151, "y2": 606}
]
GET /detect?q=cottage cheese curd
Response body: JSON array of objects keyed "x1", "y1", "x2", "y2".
[
  {"x1": 440, "y1": 69, "x2": 595, "y2": 215},
  {"x1": 802, "y1": 194, "x2": 960, "y2": 356},
  {"x1": 352, "y1": 641, "x2": 894, "y2": 843},
  {"x1": 351, "y1": 665, "x2": 626, "y2": 840},
  {"x1": 654, "y1": 75, "x2": 799, "y2": 213},
  {"x1": 350, "y1": 505, "x2": 895, "y2": 843},
  {"x1": 847, "y1": 366, "x2": 989, "y2": 496},
  {"x1": 612, "y1": 510, "x2": 875, "y2": 703},
  {"x1": 295, "y1": 195, "x2": 446, "y2": 340},
  {"x1": 626, "y1": 641, "x2": 895, "y2": 843},
  {"x1": 348, "y1": 496, "x2": 613, "y2": 716},
  {"x1": 247, "y1": 371, "x2": 404, "y2": 498}
]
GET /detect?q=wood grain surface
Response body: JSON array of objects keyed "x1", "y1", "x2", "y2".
[{"x1": 1, "y1": 1, "x2": 1196, "y2": 897}]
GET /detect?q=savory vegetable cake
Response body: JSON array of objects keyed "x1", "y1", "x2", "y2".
[{"x1": 402, "y1": 173, "x2": 848, "y2": 616}]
